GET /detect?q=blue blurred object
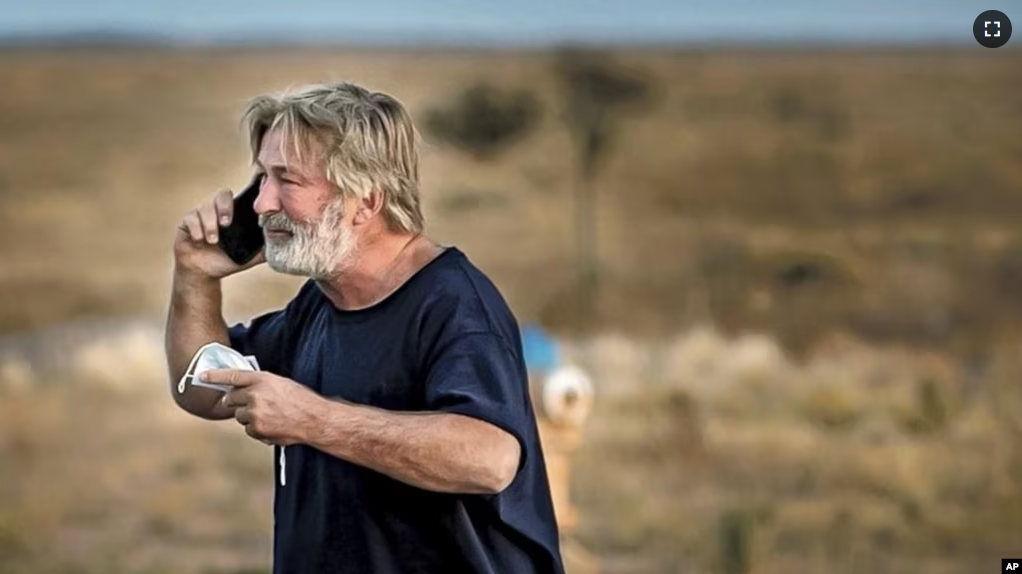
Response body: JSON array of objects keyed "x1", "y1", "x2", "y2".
[{"x1": 521, "y1": 323, "x2": 561, "y2": 373}]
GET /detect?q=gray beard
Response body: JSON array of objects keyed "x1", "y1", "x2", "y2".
[{"x1": 261, "y1": 199, "x2": 358, "y2": 280}]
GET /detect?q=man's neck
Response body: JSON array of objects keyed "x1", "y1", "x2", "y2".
[{"x1": 315, "y1": 231, "x2": 440, "y2": 311}]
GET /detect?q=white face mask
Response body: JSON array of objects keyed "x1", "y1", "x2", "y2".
[{"x1": 177, "y1": 342, "x2": 259, "y2": 394}]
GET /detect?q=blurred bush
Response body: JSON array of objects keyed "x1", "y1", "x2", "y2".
[
  {"x1": 423, "y1": 82, "x2": 542, "y2": 161},
  {"x1": 546, "y1": 49, "x2": 660, "y2": 298},
  {"x1": 551, "y1": 48, "x2": 654, "y2": 178},
  {"x1": 717, "y1": 509, "x2": 753, "y2": 574}
]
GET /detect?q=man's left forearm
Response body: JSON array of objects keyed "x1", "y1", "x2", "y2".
[{"x1": 299, "y1": 397, "x2": 521, "y2": 494}]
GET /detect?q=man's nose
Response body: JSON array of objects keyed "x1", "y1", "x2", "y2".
[{"x1": 253, "y1": 177, "x2": 280, "y2": 216}]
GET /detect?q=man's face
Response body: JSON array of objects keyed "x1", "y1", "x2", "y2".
[{"x1": 253, "y1": 127, "x2": 359, "y2": 279}]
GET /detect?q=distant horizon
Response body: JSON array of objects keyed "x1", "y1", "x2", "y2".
[
  {"x1": 0, "y1": 0, "x2": 1000, "y2": 49},
  {"x1": 0, "y1": 26, "x2": 986, "y2": 50}
]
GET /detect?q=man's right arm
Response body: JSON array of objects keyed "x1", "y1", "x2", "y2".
[
  {"x1": 165, "y1": 268, "x2": 235, "y2": 420},
  {"x1": 166, "y1": 187, "x2": 266, "y2": 420}
]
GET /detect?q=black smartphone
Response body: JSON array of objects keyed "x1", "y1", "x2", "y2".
[{"x1": 218, "y1": 176, "x2": 265, "y2": 265}]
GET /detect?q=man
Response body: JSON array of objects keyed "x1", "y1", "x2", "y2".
[{"x1": 164, "y1": 82, "x2": 566, "y2": 574}]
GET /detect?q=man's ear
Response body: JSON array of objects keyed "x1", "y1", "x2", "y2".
[{"x1": 352, "y1": 190, "x2": 385, "y2": 225}]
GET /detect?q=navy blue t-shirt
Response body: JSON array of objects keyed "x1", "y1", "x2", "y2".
[{"x1": 227, "y1": 247, "x2": 565, "y2": 574}]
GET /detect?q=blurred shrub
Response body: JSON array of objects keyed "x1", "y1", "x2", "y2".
[
  {"x1": 993, "y1": 243, "x2": 1022, "y2": 308},
  {"x1": 896, "y1": 378, "x2": 949, "y2": 435},
  {"x1": 551, "y1": 49, "x2": 658, "y2": 291},
  {"x1": 801, "y1": 386, "x2": 861, "y2": 431},
  {"x1": 917, "y1": 378, "x2": 948, "y2": 431},
  {"x1": 0, "y1": 515, "x2": 28, "y2": 567},
  {"x1": 696, "y1": 241, "x2": 861, "y2": 353},
  {"x1": 767, "y1": 252, "x2": 853, "y2": 290},
  {"x1": 436, "y1": 187, "x2": 509, "y2": 214},
  {"x1": 769, "y1": 82, "x2": 848, "y2": 141},
  {"x1": 771, "y1": 89, "x2": 803, "y2": 122},
  {"x1": 551, "y1": 48, "x2": 655, "y2": 179},
  {"x1": 716, "y1": 508, "x2": 759, "y2": 574},
  {"x1": 423, "y1": 83, "x2": 542, "y2": 161}
]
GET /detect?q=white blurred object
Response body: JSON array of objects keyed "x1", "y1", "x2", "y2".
[
  {"x1": 71, "y1": 323, "x2": 166, "y2": 391},
  {"x1": 0, "y1": 355, "x2": 35, "y2": 391},
  {"x1": 541, "y1": 364, "x2": 594, "y2": 428}
]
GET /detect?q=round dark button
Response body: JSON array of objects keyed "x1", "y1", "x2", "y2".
[{"x1": 974, "y1": 10, "x2": 1012, "y2": 48}]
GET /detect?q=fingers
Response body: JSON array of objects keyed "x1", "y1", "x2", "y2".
[
  {"x1": 214, "y1": 188, "x2": 234, "y2": 227},
  {"x1": 179, "y1": 188, "x2": 234, "y2": 245},
  {"x1": 243, "y1": 423, "x2": 269, "y2": 442},
  {"x1": 235, "y1": 408, "x2": 267, "y2": 442},
  {"x1": 233, "y1": 404, "x2": 274, "y2": 444},
  {"x1": 201, "y1": 368, "x2": 258, "y2": 387},
  {"x1": 220, "y1": 388, "x2": 248, "y2": 409},
  {"x1": 234, "y1": 405, "x2": 252, "y2": 425},
  {"x1": 197, "y1": 198, "x2": 220, "y2": 244},
  {"x1": 181, "y1": 210, "x2": 205, "y2": 242},
  {"x1": 234, "y1": 407, "x2": 274, "y2": 445}
]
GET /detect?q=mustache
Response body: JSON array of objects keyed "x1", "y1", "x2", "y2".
[{"x1": 259, "y1": 212, "x2": 304, "y2": 232}]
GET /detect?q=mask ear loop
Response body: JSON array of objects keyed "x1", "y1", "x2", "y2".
[
  {"x1": 280, "y1": 447, "x2": 286, "y2": 487},
  {"x1": 176, "y1": 342, "x2": 220, "y2": 394}
]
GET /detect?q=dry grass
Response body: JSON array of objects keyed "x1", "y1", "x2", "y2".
[
  {"x1": 1, "y1": 322, "x2": 1021, "y2": 573},
  {"x1": 0, "y1": 386, "x2": 274, "y2": 574},
  {"x1": 567, "y1": 331, "x2": 1022, "y2": 573}
]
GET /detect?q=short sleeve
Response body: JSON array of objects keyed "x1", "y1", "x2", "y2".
[
  {"x1": 424, "y1": 332, "x2": 532, "y2": 473},
  {"x1": 228, "y1": 309, "x2": 290, "y2": 376}
]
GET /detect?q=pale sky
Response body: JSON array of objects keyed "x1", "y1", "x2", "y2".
[{"x1": 0, "y1": 0, "x2": 1009, "y2": 45}]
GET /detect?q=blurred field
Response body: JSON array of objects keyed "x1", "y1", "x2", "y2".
[
  {"x1": 1, "y1": 46, "x2": 1021, "y2": 573},
  {"x1": 0, "y1": 331, "x2": 274, "y2": 574}
]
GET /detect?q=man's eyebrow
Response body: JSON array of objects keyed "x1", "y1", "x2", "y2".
[{"x1": 254, "y1": 161, "x2": 303, "y2": 177}]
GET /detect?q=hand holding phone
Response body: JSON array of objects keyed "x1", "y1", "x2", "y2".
[{"x1": 217, "y1": 176, "x2": 265, "y2": 266}]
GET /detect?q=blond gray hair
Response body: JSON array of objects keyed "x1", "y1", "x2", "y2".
[{"x1": 243, "y1": 82, "x2": 424, "y2": 234}]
